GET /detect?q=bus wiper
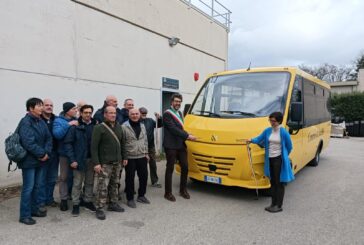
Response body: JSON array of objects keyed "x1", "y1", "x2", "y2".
[
  {"x1": 220, "y1": 110, "x2": 256, "y2": 117},
  {"x1": 196, "y1": 110, "x2": 221, "y2": 117}
]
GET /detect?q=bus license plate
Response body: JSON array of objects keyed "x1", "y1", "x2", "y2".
[{"x1": 204, "y1": 175, "x2": 221, "y2": 184}]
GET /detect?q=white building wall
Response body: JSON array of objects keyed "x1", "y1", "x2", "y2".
[
  {"x1": 0, "y1": 0, "x2": 228, "y2": 186},
  {"x1": 358, "y1": 69, "x2": 364, "y2": 92}
]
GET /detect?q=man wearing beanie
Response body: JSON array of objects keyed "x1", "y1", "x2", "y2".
[{"x1": 53, "y1": 102, "x2": 78, "y2": 211}]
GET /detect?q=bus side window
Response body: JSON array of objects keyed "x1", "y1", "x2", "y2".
[
  {"x1": 291, "y1": 76, "x2": 302, "y2": 103},
  {"x1": 287, "y1": 75, "x2": 303, "y2": 129}
]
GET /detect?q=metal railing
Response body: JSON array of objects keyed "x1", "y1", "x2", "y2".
[{"x1": 180, "y1": 0, "x2": 232, "y2": 31}]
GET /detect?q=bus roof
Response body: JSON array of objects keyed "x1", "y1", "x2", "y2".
[{"x1": 208, "y1": 67, "x2": 331, "y2": 90}]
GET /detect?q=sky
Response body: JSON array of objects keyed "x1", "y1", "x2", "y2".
[{"x1": 209, "y1": 0, "x2": 364, "y2": 70}]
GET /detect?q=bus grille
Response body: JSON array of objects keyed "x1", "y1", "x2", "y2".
[{"x1": 192, "y1": 153, "x2": 235, "y2": 176}]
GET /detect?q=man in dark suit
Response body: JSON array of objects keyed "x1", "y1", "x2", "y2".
[{"x1": 163, "y1": 93, "x2": 196, "y2": 202}]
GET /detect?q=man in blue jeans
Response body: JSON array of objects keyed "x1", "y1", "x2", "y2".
[
  {"x1": 18, "y1": 98, "x2": 52, "y2": 225},
  {"x1": 41, "y1": 99, "x2": 59, "y2": 207}
]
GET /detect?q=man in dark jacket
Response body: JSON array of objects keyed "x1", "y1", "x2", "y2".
[
  {"x1": 139, "y1": 107, "x2": 163, "y2": 187},
  {"x1": 91, "y1": 106, "x2": 127, "y2": 220},
  {"x1": 94, "y1": 95, "x2": 124, "y2": 124},
  {"x1": 41, "y1": 99, "x2": 59, "y2": 207},
  {"x1": 53, "y1": 102, "x2": 78, "y2": 211},
  {"x1": 18, "y1": 98, "x2": 52, "y2": 225},
  {"x1": 64, "y1": 105, "x2": 97, "y2": 216},
  {"x1": 163, "y1": 93, "x2": 196, "y2": 202},
  {"x1": 120, "y1": 98, "x2": 134, "y2": 124}
]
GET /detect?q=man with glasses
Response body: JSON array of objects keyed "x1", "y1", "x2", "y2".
[
  {"x1": 163, "y1": 93, "x2": 196, "y2": 202},
  {"x1": 139, "y1": 107, "x2": 163, "y2": 188}
]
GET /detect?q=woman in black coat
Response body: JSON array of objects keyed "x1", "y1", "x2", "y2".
[{"x1": 18, "y1": 98, "x2": 52, "y2": 225}]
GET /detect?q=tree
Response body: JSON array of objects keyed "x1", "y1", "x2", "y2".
[
  {"x1": 330, "y1": 92, "x2": 364, "y2": 121},
  {"x1": 299, "y1": 63, "x2": 354, "y2": 83}
]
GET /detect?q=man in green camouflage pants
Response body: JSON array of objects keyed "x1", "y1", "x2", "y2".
[{"x1": 91, "y1": 106, "x2": 128, "y2": 220}]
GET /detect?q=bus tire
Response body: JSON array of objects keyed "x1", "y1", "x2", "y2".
[{"x1": 308, "y1": 144, "x2": 322, "y2": 167}]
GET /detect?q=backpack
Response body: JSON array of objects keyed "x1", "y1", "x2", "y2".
[{"x1": 5, "y1": 123, "x2": 27, "y2": 172}]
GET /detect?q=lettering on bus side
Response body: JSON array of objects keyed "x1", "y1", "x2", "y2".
[{"x1": 309, "y1": 128, "x2": 325, "y2": 141}]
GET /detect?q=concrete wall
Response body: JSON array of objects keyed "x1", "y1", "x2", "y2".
[
  {"x1": 0, "y1": 0, "x2": 228, "y2": 186},
  {"x1": 330, "y1": 81, "x2": 358, "y2": 94}
]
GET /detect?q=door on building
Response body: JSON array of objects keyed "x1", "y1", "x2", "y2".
[
  {"x1": 161, "y1": 90, "x2": 175, "y2": 113},
  {"x1": 159, "y1": 90, "x2": 176, "y2": 153}
]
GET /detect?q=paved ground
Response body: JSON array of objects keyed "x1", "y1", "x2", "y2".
[{"x1": 0, "y1": 137, "x2": 363, "y2": 245}]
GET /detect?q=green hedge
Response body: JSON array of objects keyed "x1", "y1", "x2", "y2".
[{"x1": 330, "y1": 92, "x2": 364, "y2": 121}]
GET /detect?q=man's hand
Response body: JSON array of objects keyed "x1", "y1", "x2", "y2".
[
  {"x1": 94, "y1": 164, "x2": 102, "y2": 174},
  {"x1": 145, "y1": 154, "x2": 150, "y2": 161},
  {"x1": 122, "y1": 160, "x2": 128, "y2": 166},
  {"x1": 154, "y1": 112, "x2": 161, "y2": 119},
  {"x1": 39, "y1": 154, "x2": 49, "y2": 162},
  {"x1": 68, "y1": 120, "x2": 79, "y2": 126},
  {"x1": 187, "y1": 134, "x2": 197, "y2": 141},
  {"x1": 70, "y1": 162, "x2": 78, "y2": 169}
]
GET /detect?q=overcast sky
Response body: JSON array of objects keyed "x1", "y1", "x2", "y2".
[{"x1": 214, "y1": 0, "x2": 364, "y2": 70}]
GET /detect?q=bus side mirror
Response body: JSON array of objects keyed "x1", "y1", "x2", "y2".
[
  {"x1": 288, "y1": 102, "x2": 303, "y2": 132},
  {"x1": 183, "y1": 104, "x2": 191, "y2": 116}
]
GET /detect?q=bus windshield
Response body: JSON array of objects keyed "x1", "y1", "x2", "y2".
[{"x1": 190, "y1": 72, "x2": 291, "y2": 118}]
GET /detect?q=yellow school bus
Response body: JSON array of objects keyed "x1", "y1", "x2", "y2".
[{"x1": 179, "y1": 67, "x2": 331, "y2": 189}]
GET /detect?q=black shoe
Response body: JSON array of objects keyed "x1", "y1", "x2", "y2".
[
  {"x1": 264, "y1": 204, "x2": 275, "y2": 211},
  {"x1": 60, "y1": 200, "x2": 68, "y2": 211},
  {"x1": 96, "y1": 208, "x2": 106, "y2": 220},
  {"x1": 31, "y1": 210, "x2": 47, "y2": 217},
  {"x1": 127, "y1": 200, "x2": 136, "y2": 208},
  {"x1": 137, "y1": 196, "x2": 151, "y2": 204},
  {"x1": 266, "y1": 206, "x2": 283, "y2": 213},
  {"x1": 107, "y1": 202, "x2": 125, "y2": 212},
  {"x1": 83, "y1": 202, "x2": 96, "y2": 212},
  {"x1": 164, "y1": 193, "x2": 176, "y2": 202},
  {"x1": 19, "y1": 217, "x2": 36, "y2": 225},
  {"x1": 179, "y1": 190, "x2": 190, "y2": 199},
  {"x1": 39, "y1": 206, "x2": 47, "y2": 213},
  {"x1": 72, "y1": 205, "x2": 80, "y2": 217}
]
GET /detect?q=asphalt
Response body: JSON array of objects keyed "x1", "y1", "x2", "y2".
[{"x1": 0, "y1": 137, "x2": 363, "y2": 245}]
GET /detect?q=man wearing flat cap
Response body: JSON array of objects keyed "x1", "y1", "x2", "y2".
[{"x1": 53, "y1": 102, "x2": 78, "y2": 211}]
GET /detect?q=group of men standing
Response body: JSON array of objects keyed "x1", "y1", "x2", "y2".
[{"x1": 16, "y1": 93, "x2": 196, "y2": 225}]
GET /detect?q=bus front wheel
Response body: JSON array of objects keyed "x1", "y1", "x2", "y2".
[{"x1": 309, "y1": 148, "x2": 321, "y2": 167}]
